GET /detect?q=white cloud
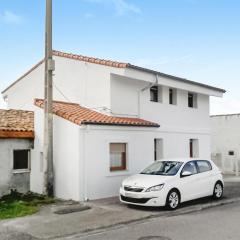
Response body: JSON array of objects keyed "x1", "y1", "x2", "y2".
[
  {"x1": 0, "y1": 11, "x2": 24, "y2": 24},
  {"x1": 84, "y1": 0, "x2": 141, "y2": 15},
  {"x1": 84, "y1": 12, "x2": 95, "y2": 19},
  {"x1": 112, "y1": 0, "x2": 141, "y2": 15}
]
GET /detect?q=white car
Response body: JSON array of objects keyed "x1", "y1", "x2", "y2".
[{"x1": 120, "y1": 158, "x2": 224, "y2": 210}]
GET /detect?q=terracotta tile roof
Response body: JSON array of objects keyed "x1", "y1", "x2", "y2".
[
  {"x1": 34, "y1": 99, "x2": 160, "y2": 128},
  {"x1": 53, "y1": 50, "x2": 129, "y2": 68},
  {"x1": 0, "y1": 109, "x2": 34, "y2": 139}
]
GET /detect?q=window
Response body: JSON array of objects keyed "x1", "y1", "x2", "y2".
[
  {"x1": 13, "y1": 150, "x2": 30, "y2": 170},
  {"x1": 141, "y1": 161, "x2": 183, "y2": 176},
  {"x1": 150, "y1": 86, "x2": 162, "y2": 103},
  {"x1": 181, "y1": 161, "x2": 198, "y2": 175},
  {"x1": 150, "y1": 86, "x2": 158, "y2": 102},
  {"x1": 196, "y1": 160, "x2": 212, "y2": 173},
  {"x1": 110, "y1": 143, "x2": 127, "y2": 171},
  {"x1": 229, "y1": 151, "x2": 234, "y2": 156},
  {"x1": 189, "y1": 139, "x2": 199, "y2": 158},
  {"x1": 154, "y1": 138, "x2": 163, "y2": 161},
  {"x1": 188, "y1": 92, "x2": 197, "y2": 108},
  {"x1": 169, "y1": 88, "x2": 177, "y2": 105}
]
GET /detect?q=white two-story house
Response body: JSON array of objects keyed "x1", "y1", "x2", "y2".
[{"x1": 2, "y1": 50, "x2": 225, "y2": 201}]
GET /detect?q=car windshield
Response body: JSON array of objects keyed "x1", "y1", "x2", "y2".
[{"x1": 141, "y1": 161, "x2": 183, "y2": 176}]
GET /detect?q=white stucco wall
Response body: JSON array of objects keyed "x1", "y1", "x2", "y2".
[
  {"x1": 3, "y1": 56, "x2": 125, "y2": 111},
  {"x1": 31, "y1": 107, "x2": 80, "y2": 201},
  {"x1": 211, "y1": 114, "x2": 240, "y2": 165},
  {"x1": 82, "y1": 125, "x2": 210, "y2": 200},
  {"x1": 4, "y1": 62, "x2": 45, "y2": 111},
  {"x1": 110, "y1": 74, "x2": 210, "y2": 133}
]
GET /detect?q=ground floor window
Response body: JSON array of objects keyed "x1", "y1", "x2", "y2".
[
  {"x1": 154, "y1": 138, "x2": 163, "y2": 161},
  {"x1": 110, "y1": 143, "x2": 127, "y2": 171},
  {"x1": 13, "y1": 150, "x2": 30, "y2": 170},
  {"x1": 189, "y1": 139, "x2": 199, "y2": 158}
]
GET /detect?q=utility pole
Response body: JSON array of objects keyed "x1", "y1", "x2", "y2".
[{"x1": 43, "y1": 0, "x2": 55, "y2": 197}]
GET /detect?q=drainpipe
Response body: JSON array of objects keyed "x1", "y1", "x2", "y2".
[{"x1": 137, "y1": 74, "x2": 159, "y2": 117}]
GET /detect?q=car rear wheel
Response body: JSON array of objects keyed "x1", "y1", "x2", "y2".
[
  {"x1": 166, "y1": 190, "x2": 180, "y2": 210},
  {"x1": 213, "y1": 182, "x2": 223, "y2": 199}
]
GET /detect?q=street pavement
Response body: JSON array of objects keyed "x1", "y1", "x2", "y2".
[
  {"x1": 70, "y1": 201, "x2": 240, "y2": 240},
  {"x1": 0, "y1": 180, "x2": 240, "y2": 240}
]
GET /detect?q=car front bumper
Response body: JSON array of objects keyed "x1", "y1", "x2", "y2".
[{"x1": 119, "y1": 187, "x2": 167, "y2": 207}]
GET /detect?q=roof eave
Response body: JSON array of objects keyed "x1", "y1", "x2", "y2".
[
  {"x1": 127, "y1": 64, "x2": 226, "y2": 94},
  {"x1": 0, "y1": 130, "x2": 35, "y2": 139},
  {"x1": 82, "y1": 121, "x2": 160, "y2": 128}
]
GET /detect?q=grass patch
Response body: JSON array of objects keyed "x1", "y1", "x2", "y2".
[{"x1": 0, "y1": 190, "x2": 55, "y2": 220}]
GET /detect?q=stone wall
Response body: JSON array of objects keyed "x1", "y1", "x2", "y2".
[{"x1": 0, "y1": 138, "x2": 33, "y2": 197}]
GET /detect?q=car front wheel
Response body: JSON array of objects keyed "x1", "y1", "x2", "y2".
[
  {"x1": 166, "y1": 190, "x2": 180, "y2": 210},
  {"x1": 213, "y1": 182, "x2": 223, "y2": 199}
]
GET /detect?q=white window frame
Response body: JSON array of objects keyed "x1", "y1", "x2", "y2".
[{"x1": 106, "y1": 139, "x2": 130, "y2": 177}]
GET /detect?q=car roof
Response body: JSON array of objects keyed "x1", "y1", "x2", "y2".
[{"x1": 156, "y1": 158, "x2": 211, "y2": 163}]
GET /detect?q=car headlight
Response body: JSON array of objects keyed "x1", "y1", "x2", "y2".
[{"x1": 145, "y1": 184, "x2": 165, "y2": 192}]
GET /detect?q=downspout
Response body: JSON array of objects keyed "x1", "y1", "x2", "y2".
[{"x1": 137, "y1": 74, "x2": 159, "y2": 117}]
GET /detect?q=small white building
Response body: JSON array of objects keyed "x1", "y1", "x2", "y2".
[
  {"x1": 2, "y1": 50, "x2": 225, "y2": 201},
  {"x1": 211, "y1": 114, "x2": 240, "y2": 173}
]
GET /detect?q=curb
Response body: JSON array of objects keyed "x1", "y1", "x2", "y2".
[{"x1": 55, "y1": 197, "x2": 240, "y2": 240}]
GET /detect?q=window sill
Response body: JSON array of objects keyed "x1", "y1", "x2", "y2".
[
  {"x1": 150, "y1": 101, "x2": 162, "y2": 104},
  {"x1": 12, "y1": 169, "x2": 30, "y2": 174}
]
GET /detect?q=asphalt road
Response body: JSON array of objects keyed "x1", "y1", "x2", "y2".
[{"x1": 74, "y1": 202, "x2": 240, "y2": 240}]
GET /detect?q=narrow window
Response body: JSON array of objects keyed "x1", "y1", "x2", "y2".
[
  {"x1": 169, "y1": 88, "x2": 177, "y2": 105},
  {"x1": 189, "y1": 139, "x2": 199, "y2": 158},
  {"x1": 229, "y1": 151, "x2": 234, "y2": 156},
  {"x1": 13, "y1": 150, "x2": 30, "y2": 170},
  {"x1": 154, "y1": 138, "x2": 163, "y2": 161},
  {"x1": 188, "y1": 92, "x2": 198, "y2": 108},
  {"x1": 150, "y1": 86, "x2": 158, "y2": 102},
  {"x1": 110, "y1": 143, "x2": 127, "y2": 171}
]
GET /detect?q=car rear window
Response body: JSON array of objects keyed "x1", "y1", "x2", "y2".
[{"x1": 196, "y1": 160, "x2": 212, "y2": 173}]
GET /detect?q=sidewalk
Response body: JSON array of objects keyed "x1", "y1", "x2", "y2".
[
  {"x1": 224, "y1": 174, "x2": 240, "y2": 183},
  {"x1": 0, "y1": 180, "x2": 240, "y2": 240}
]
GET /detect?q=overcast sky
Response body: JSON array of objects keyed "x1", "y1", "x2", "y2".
[{"x1": 0, "y1": 0, "x2": 239, "y2": 114}]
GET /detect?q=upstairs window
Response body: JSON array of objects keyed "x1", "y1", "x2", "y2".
[
  {"x1": 188, "y1": 92, "x2": 198, "y2": 108},
  {"x1": 150, "y1": 86, "x2": 158, "y2": 102},
  {"x1": 150, "y1": 86, "x2": 162, "y2": 103},
  {"x1": 229, "y1": 151, "x2": 234, "y2": 156},
  {"x1": 169, "y1": 88, "x2": 177, "y2": 105},
  {"x1": 13, "y1": 150, "x2": 30, "y2": 170},
  {"x1": 110, "y1": 143, "x2": 127, "y2": 171}
]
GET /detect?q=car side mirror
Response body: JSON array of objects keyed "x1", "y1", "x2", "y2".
[{"x1": 181, "y1": 171, "x2": 192, "y2": 177}]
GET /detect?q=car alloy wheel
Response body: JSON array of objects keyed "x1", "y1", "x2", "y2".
[
  {"x1": 214, "y1": 182, "x2": 223, "y2": 199},
  {"x1": 167, "y1": 190, "x2": 180, "y2": 210}
]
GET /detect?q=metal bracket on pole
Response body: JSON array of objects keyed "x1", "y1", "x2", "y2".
[{"x1": 48, "y1": 59, "x2": 55, "y2": 71}]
